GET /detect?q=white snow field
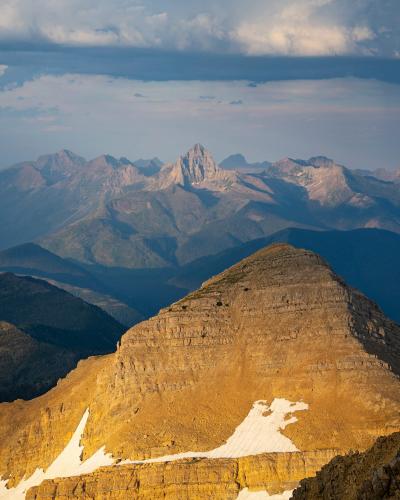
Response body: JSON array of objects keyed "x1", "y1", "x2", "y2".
[
  {"x1": 237, "y1": 487, "x2": 294, "y2": 499},
  {"x1": 0, "y1": 409, "x2": 114, "y2": 500},
  {"x1": 123, "y1": 398, "x2": 308, "y2": 464},
  {"x1": 0, "y1": 398, "x2": 307, "y2": 499}
]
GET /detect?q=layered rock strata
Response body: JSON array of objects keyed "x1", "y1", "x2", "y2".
[
  {"x1": 0, "y1": 244, "x2": 399, "y2": 497},
  {"x1": 27, "y1": 450, "x2": 341, "y2": 500}
]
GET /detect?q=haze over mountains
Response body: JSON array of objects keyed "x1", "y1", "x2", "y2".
[{"x1": 1, "y1": 144, "x2": 400, "y2": 270}]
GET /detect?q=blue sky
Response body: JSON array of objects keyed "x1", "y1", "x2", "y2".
[{"x1": 0, "y1": 0, "x2": 399, "y2": 168}]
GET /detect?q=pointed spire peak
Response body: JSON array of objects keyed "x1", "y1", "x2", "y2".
[
  {"x1": 174, "y1": 144, "x2": 220, "y2": 185},
  {"x1": 190, "y1": 143, "x2": 206, "y2": 154},
  {"x1": 184, "y1": 143, "x2": 211, "y2": 160},
  {"x1": 158, "y1": 144, "x2": 235, "y2": 190}
]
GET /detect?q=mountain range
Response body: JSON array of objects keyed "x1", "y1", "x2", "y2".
[
  {"x1": 1, "y1": 243, "x2": 399, "y2": 498},
  {"x1": 1, "y1": 144, "x2": 400, "y2": 269},
  {"x1": 2, "y1": 227, "x2": 400, "y2": 325}
]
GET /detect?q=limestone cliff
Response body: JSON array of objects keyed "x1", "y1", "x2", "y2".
[
  {"x1": 1, "y1": 244, "x2": 400, "y2": 497},
  {"x1": 27, "y1": 450, "x2": 341, "y2": 499}
]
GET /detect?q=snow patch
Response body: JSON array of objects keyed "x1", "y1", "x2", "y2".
[
  {"x1": 123, "y1": 398, "x2": 308, "y2": 463},
  {"x1": 0, "y1": 398, "x2": 307, "y2": 498},
  {"x1": 0, "y1": 409, "x2": 114, "y2": 500},
  {"x1": 237, "y1": 487, "x2": 294, "y2": 499}
]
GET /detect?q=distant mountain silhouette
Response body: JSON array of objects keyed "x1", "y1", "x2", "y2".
[
  {"x1": 220, "y1": 153, "x2": 271, "y2": 172},
  {"x1": 0, "y1": 242, "x2": 99, "y2": 288},
  {"x1": 133, "y1": 157, "x2": 163, "y2": 176},
  {"x1": 0, "y1": 243, "x2": 143, "y2": 326},
  {"x1": 0, "y1": 272, "x2": 124, "y2": 401}
]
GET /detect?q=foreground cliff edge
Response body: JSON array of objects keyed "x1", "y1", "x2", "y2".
[
  {"x1": 292, "y1": 431, "x2": 400, "y2": 499},
  {"x1": 1, "y1": 243, "x2": 400, "y2": 499}
]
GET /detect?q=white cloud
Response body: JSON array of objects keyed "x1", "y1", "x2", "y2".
[
  {"x1": 233, "y1": 23, "x2": 350, "y2": 56},
  {"x1": 231, "y1": 0, "x2": 379, "y2": 56},
  {"x1": 0, "y1": 65, "x2": 8, "y2": 76},
  {"x1": 352, "y1": 26, "x2": 375, "y2": 42},
  {"x1": 0, "y1": 0, "x2": 395, "y2": 56}
]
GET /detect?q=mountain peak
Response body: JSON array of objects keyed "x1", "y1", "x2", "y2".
[
  {"x1": 33, "y1": 149, "x2": 86, "y2": 184},
  {"x1": 91, "y1": 154, "x2": 120, "y2": 167},
  {"x1": 189, "y1": 143, "x2": 207, "y2": 155},
  {"x1": 307, "y1": 156, "x2": 336, "y2": 168},
  {"x1": 1, "y1": 243, "x2": 400, "y2": 494},
  {"x1": 220, "y1": 153, "x2": 248, "y2": 168},
  {"x1": 37, "y1": 149, "x2": 86, "y2": 164},
  {"x1": 171, "y1": 144, "x2": 221, "y2": 186},
  {"x1": 56, "y1": 149, "x2": 83, "y2": 160},
  {"x1": 220, "y1": 153, "x2": 272, "y2": 172}
]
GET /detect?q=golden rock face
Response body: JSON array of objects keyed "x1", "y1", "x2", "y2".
[
  {"x1": 1, "y1": 243, "x2": 400, "y2": 497},
  {"x1": 27, "y1": 450, "x2": 342, "y2": 499}
]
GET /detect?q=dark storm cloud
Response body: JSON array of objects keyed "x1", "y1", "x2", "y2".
[{"x1": 1, "y1": 45, "x2": 399, "y2": 86}]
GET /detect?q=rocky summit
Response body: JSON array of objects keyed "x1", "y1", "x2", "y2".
[
  {"x1": 0, "y1": 244, "x2": 400, "y2": 499},
  {"x1": 156, "y1": 143, "x2": 237, "y2": 189}
]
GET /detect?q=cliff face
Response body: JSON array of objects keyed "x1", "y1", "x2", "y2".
[
  {"x1": 27, "y1": 450, "x2": 341, "y2": 499},
  {"x1": 292, "y1": 432, "x2": 400, "y2": 500},
  {"x1": 1, "y1": 244, "x2": 400, "y2": 497}
]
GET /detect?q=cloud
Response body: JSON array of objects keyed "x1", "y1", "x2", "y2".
[
  {"x1": 231, "y1": 0, "x2": 379, "y2": 56},
  {"x1": 0, "y1": 65, "x2": 7, "y2": 76},
  {"x1": 232, "y1": 22, "x2": 375, "y2": 56},
  {"x1": 230, "y1": 99, "x2": 243, "y2": 105},
  {"x1": 0, "y1": 0, "x2": 397, "y2": 57}
]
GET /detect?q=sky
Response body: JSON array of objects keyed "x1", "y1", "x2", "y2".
[{"x1": 0, "y1": 0, "x2": 399, "y2": 169}]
